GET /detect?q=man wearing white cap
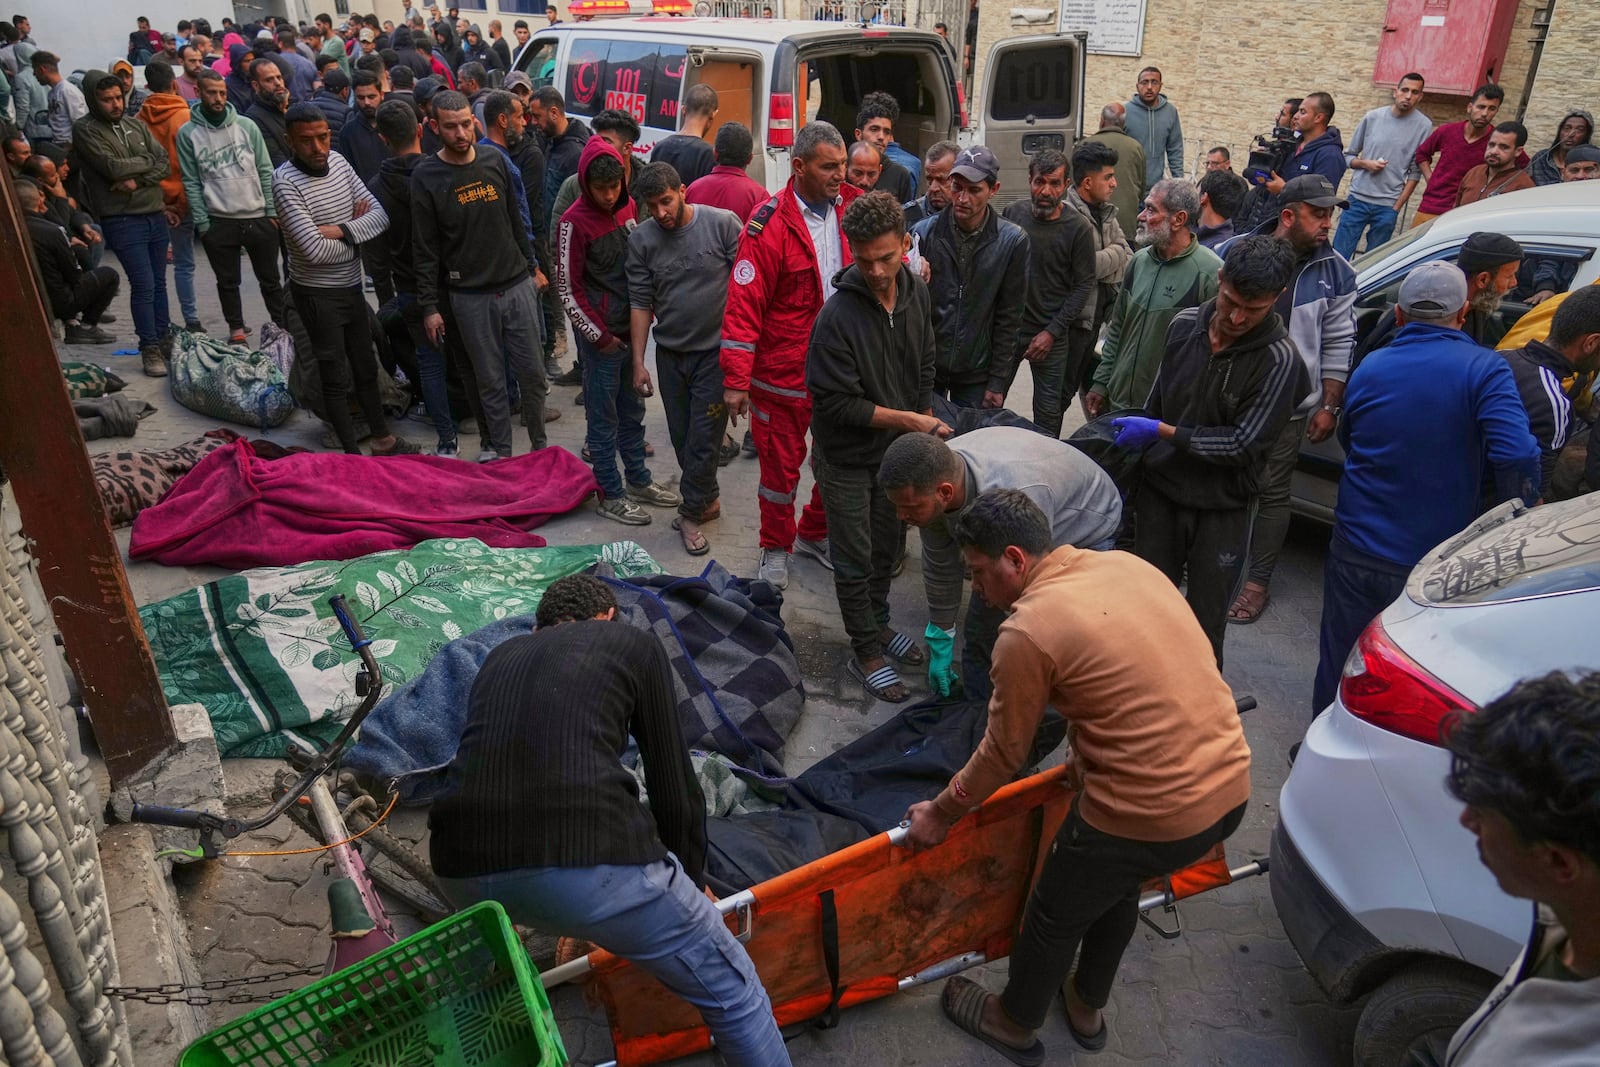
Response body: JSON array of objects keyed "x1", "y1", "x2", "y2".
[{"x1": 1311, "y1": 259, "x2": 1540, "y2": 718}]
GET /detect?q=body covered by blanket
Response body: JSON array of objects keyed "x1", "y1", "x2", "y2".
[
  {"x1": 345, "y1": 561, "x2": 805, "y2": 797},
  {"x1": 138, "y1": 539, "x2": 660, "y2": 757},
  {"x1": 129, "y1": 440, "x2": 598, "y2": 568}
]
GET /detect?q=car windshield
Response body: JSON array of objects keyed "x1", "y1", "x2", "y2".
[
  {"x1": 1354, "y1": 217, "x2": 1434, "y2": 269},
  {"x1": 1412, "y1": 500, "x2": 1600, "y2": 606}
]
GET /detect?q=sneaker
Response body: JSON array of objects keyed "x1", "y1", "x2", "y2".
[
  {"x1": 228, "y1": 327, "x2": 248, "y2": 345},
  {"x1": 435, "y1": 442, "x2": 459, "y2": 458},
  {"x1": 371, "y1": 436, "x2": 425, "y2": 456},
  {"x1": 98, "y1": 312, "x2": 117, "y2": 324},
  {"x1": 544, "y1": 355, "x2": 562, "y2": 378},
  {"x1": 185, "y1": 319, "x2": 205, "y2": 333},
  {"x1": 140, "y1": 345, "x2": 168, "y2": 378},
  {"x1": 475, "y1": 450, "x2": 501, "y2": 463},
  {"x1": 718, "y1": 436, "x2": 739, "y2": 466},
  {"x1": 65, "y1": 324, "x2": 116, "y2": 345},
  {"x1": 741, "y1": 430, "x2": 757, "y2": 458},
  {"x1": 795, "y1": 537, "x2": 834, "y2": 571},
  {"x1": 597, "y1": 497, "x2": 652, "y2": 525},
  {"x1": 553, "y1": 366, "x2": 583, "y2": 387},
  {"x1": 626, "y1": 481, "x2": 682, "y2": 508},
  {"x1": 758, "y1": 548, "x2": 790, "y2": 590}
]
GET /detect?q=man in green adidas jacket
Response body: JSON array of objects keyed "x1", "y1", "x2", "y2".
[{"x1": 1086, "y1": 178, "x2": 1222, "y2": 415}]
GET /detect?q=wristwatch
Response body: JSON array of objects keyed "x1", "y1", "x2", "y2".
[{"x1": 1321, "y1": 403, "x2": 1343, "y2": 417}]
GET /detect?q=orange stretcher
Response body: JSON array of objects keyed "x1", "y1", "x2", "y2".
[{"x1": 541, "y1": 764, "x2": 1267, "y2": 1067}]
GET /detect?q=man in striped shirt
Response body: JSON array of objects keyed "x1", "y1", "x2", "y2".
[{"x1": 273, "y1": 102, "x2": 420, "y2": 455}]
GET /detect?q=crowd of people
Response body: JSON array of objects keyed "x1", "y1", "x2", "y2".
[{"x1": 5, "y1": 16, "x2": 1600, "y2": 1064}]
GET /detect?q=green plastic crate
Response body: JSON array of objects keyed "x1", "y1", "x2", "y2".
[{"x1": 180, "y1": 901, "x2": 567, "y2": 1067}]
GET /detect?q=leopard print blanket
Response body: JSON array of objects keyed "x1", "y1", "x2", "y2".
[{"x1": 92, "y1": 430, "x2": 240, "y2": 528}]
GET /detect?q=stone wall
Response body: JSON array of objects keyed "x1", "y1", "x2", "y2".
[{"x1": 973, "y1": 0, "x2": 1561, "y2": 188}]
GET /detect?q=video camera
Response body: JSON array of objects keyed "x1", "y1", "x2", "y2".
[{"x1": 1244, "y1": 125, "x2": 1302, "y2": 186}]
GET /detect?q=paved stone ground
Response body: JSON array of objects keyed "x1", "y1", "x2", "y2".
[{"x1": 76, "y1": 255, "x2": 1360, "y2": 1063}]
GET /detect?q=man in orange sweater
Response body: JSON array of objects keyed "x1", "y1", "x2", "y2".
[
  {"x1": 905, "y1": 488, "x2": 1252, "y2": 1066},
  {"x1": 138, "y1": 60, "x2": 204, "y2": 332}
]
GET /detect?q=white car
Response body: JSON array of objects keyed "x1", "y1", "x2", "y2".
[
  {"x1": 1271, "y1": 493, "x2": 1600, "y2": 1065},
  {"x1": 1292, "y1": 179, "x2": 1600, "y2": 521}
]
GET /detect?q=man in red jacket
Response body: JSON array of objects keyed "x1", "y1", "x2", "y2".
[
  {"x1": 686, "y1": 121, "x2": 769, "y2": 223},
  {"x1": 721, "y1": 120, "x2": 859, "y2": 589}
]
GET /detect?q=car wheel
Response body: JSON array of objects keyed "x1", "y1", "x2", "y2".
[{"x1": 1353, "y1": 960, "x2": 1497, "y2": 1067}]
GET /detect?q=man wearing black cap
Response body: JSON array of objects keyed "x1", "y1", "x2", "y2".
[
  {"x1": 1357, "y1": 231, "x2": 1524, "y2": 359},
  {"x1": 909, "y1": 144, "x2": 1030, "y2": 408},
  {"x1": 1223, "y1": 172, "x2": 1356, "y2": 625},
  {"x1": 1312, "y1": 260, "x2": 1538, "y2": 717},
  {"x1": 1561, "y1": 143, "x2": 1600, "y2": 182}
]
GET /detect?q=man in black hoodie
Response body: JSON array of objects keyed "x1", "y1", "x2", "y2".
[
  {"x1": 1112, "y1": 235, "x2": 1310, "y2": 666},
  {"x1": 245, "y1": 57, "x2": 291, "y2": 166},
  {"x1": 18, "y1": 177, "x2": 119, "y2": 343},
  {"x1": 529, "y1": 85, "x2": 590, "y2": 373},
  {"x1": 807, "y1": 191, "x2": 947, "y2": 703},
  {"x1": 1499, "y1": 286, "x2": 1600, "y2": 499}
]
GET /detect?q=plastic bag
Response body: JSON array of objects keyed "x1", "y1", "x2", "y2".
[{"x1": 168, "y1": 329, "x2": 296, "y2": 429}]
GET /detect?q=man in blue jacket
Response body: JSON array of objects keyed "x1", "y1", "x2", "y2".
[
  {"x1": 1127, "y1": 67, "x2": 1183, "y2": 186},
  {"x1": 1262, "y1": 92, "x2": 1346, "y2": 201},
  {"x1": 1311, "y1": 261, "x2": 1540, "y2": 718}
]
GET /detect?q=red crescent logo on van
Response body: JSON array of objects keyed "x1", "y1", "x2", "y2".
[{"x1": 572, "y1": 61, "x2": 599, "y2": 106}]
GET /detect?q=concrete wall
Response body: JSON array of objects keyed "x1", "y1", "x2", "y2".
[
  {"x1": 24, "y1": 0, "x2": 236, "y2": 78},
  {"x1": 1521, "y1": 0, "x2": 1600, "y2": 148},
  {"x1": 972, "y1": 0, "x2": 1568, "y2": 185}
]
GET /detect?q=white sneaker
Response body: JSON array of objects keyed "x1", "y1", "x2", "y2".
[
  {"x1": 795, "y1": 537, "x2": 834, "y2": 571},
  {"x1": 475, "y1": 450, "x2": 500, "y2": 463},
  {"x1": 758, "y1": 548, "x2": 790, "y2": 590}
]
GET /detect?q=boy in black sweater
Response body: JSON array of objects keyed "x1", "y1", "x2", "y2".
[
  {"x1": 806, "y1": 191, "x2": 947, "y2": 703},
  {"x1": 429, "y1": 575, "x2": 790, "y2": 1067},
  {"x1": 411, "y1": 89, "x2": 546, "y2": 461},
  {"x1": 1112, "y1": 235, "x2": 1310, "y2": 665}
]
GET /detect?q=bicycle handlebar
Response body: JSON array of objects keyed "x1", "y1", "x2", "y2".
[
  {"x1": 329, "y1": 594, "x2": 370, "y2": 651},
  {"x1": 129, "y1": 803, "x2": 213, "y2": 829}
]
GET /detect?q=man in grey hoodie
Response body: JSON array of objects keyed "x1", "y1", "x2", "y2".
[
  {"x1": 1127, "y1": 67, "x2": 1183, "y2": 187},
  {"x1": 177, "y1": 68, "x2": 287, "y2": 344}
]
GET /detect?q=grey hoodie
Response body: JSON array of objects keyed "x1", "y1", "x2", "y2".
[
  {"x1": 1126, "y1": 92, "x2": 1184, "y2": 185},
  {"x1": 175, "y1": 99, "x2": 277, "y2": 231}
]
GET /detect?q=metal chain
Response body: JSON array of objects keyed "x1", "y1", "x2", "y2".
[{"x1": 103, "y1": 965, "x2": 323, "y2": 1006}]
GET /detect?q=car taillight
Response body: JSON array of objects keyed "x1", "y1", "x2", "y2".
[
  {"x1": 769, "y1": 92, "x2": 794, "y2": 148},
  {"x1": 1340, "y1": 620, "x2": 1475, "y2": 745},
  {"x1": 955, "y1": 81, "x2": 969, "y2": 129}
]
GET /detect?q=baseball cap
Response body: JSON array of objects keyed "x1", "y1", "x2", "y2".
[
  {"x1": 950, "y1": 145, "x2": 998, "y2": 184},
  {"x1": 359, "y1": 28, "x2": 376, "y2": 41},
  {"x1": 504, "y1": 71, "x2": 533, "y2": 92},
  {"x1": 1397, "y1": 260, "x2": 1469, "y2": 320},
  {"x1": 414, "y1": 75, "x2": 442, "y2": 103},
  {"x1": 1457, "y1": 231, "x2": 1524, "y2": 276},
  {"x1": 1280, "y1": 174, "x2": 1348, "y2": 210}
]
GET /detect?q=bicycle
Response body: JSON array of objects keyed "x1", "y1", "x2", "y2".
[{"x1": 130, "y1": 593, "x2": 401, "y2": 972}]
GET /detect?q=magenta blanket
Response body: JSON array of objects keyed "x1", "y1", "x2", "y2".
[{"x1": 129, "y1": 440, "x2": 598, "y2": 568}]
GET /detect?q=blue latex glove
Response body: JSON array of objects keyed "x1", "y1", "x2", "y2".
[
  {"x1": 925, "y1": 623, "x2": 957, "y2": 697},
  {"x1": 1112, "y1": 416, "x2": 1161, "y2": 449}
]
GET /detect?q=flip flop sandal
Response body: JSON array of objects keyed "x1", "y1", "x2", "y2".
[
  {"x1": 847, "y1": 659, "x2": 909, "y2": 704},
  {"x1": 1226, "y1": 585, "x2": 1271, "y2": 625},
  {"x1": 884, "y1": 631, "x2": 927, "y2": 667},
  {"x1": 1059, "y1": 979, "x2": 1108, "y2": 1051},
  {"x1": 671, "y1": 517, "x2": 710, "y2": 557},
  {"x1": 940, "y1": 976, "x2": 1045, "y2": 1067}
]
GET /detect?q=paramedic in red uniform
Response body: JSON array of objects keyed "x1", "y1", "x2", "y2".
[
  {"x1": 720, "y1": 119, "x2": 860, "y2": 590},
  {"x1": 904, "y1": 489, "x2": 1252, "y2": 1066}
]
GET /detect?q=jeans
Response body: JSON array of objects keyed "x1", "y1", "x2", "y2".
[
  {"x1": 934, "y1": 378, "x2": 988, "y2": 408},
  {"x1": 657, "y1": 346, "x2": 728, "y2": 520},
  {"x1": 580, "y1": 335, "x2": 650, "y2": 497},
  {"x1": 101, "y1": 213, "x2": 170, "y2": 347},
  {"x1": 1312, "y1": 532, "x2": 1412, "y2": 718},
  {"x1": 395, "y1": 292, "x2": 456, "y2": 449},
  {"x1": 450, "y1": 278, "x2": 546, "y2": 456},
  {"x1": 438, "y1": 855, "x2": 790, "y2": 1067},
  {"x1": 201, "y1": 216, "x2": 287, "y2": 331},
  {"x1": 168, "y1": 215, "x2": 198, "y2": 325},
  {"x1": 1000, "y1": 799, "x2": 1247, "y2": 1029},
  {"x1": 1245, "y1": 414, "x2": 1306, "y2": 586},
  {"x1": 1134, "y1": 488, "x2": 1252, "y2": 668},
  {"x1": 815, "y1": 459, "x2": 898, "y2": 661},
  {"x1": 1332, "y1": 197, "x2": 1398, "y2": 261},
  {"x1": 1014, "y1": 330, "x2": 1073, "y2": 437},
  {"x1": 291, "y1": 282, "x2": 388, "y2": 453}
]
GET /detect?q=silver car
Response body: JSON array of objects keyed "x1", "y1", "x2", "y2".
[
  {"x1": 1271, "y1": 493, "x2": 1600, "y2": 1065},
  {"x1": 1292, "y1": 180, "x2": 1600, "y2": 521}
]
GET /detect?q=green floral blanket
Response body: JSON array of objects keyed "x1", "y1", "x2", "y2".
[{"x1": 139, "y1": 538, "x2": 660, "y2": 757}]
